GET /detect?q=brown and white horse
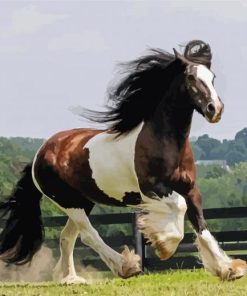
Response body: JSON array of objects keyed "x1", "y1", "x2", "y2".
[{"x1": 0, "y1": 40, "x2": 246, "y2": 283}]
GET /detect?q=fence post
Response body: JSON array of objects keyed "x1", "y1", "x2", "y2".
[{"x1": 133, "y1": 211, "x2": 145, "y2": 271}]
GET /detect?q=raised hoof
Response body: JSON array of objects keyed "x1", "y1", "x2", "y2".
[
  {"x1": 60, "y1": 275, "x2": 88, "y2": 285},
  {"x1": 118, "y1": 245, "x2": 142, "y2": 279},
  {"x1": 154, "y1": 242, "x2": 174, "y2": 261}
]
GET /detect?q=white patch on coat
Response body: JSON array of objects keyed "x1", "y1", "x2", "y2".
[
  {"x1": 85, "y1": 123, "x2": 143, "y2": 201},
  {"x1": 137, "y1": 192, "x2": 187, "y2": 259},
  {"x1": 53, "y1": 218, "x2": 87, "y2": 284}
]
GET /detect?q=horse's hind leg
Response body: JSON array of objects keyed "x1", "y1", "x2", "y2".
[
  {"x1": 53, "y1": 218, "x2": 87, "y2": 284},
  {"x1": 66, "y1": 208, "x2": 141, "y2": 278}
]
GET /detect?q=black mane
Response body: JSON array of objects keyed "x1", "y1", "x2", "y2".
[{"x1": 82, "y1": 40, "x2": 212, "y2": 135}]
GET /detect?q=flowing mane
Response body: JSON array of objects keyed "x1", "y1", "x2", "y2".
[{"x1": 82, "y1": 40, "x2": 212, "y2": 135}]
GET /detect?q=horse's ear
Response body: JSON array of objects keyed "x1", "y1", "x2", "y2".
[{"x1": 173, "y1": 48, "x2": 191, "y2": 65}]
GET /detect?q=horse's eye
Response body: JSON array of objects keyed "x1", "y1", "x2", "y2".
[{"x1": 187, "y1": 74, "x2": 194, "y2": 81}]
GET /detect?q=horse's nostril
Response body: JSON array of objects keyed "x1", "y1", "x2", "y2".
[{"x1": 207, "y1": 103, "x2": 215, "y2": 114}]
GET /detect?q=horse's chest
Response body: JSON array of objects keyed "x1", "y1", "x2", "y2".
[{"x1": 84, "y1": 126, "x2": 142, "y2": 202}]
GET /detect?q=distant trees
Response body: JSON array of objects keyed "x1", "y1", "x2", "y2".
[
  {"x1": 0, "y1": 137, "x2": 44, "y2": 196},
  {"x1": 194, "y1": 162, "x2": 247, "y2": 232},
  {"x1": 191, "y1": 128, "x2": 247, "y2": 165},
  {"x1": 197, "y1": 164, "x2": 227, "y2": 179},
  {"x1": 196, "y1": 162, "x2": 247, "y2": 209}
]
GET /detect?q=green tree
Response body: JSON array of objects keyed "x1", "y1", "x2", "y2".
[
  {"x1": 196, "y1": 134, "x2": 221, "y2": 159},
  {"x1": 191, "y1": 142, "x2": 206, "y2": 160},
  {"x1": 235, "y1": 128, "x2": 247, "y2": 147}
]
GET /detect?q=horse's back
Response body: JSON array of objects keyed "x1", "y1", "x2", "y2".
[{"x1": 34, "y1": 128, "x2": 102, "y2": 172}]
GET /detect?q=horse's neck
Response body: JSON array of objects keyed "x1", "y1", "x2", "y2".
[
  {"x1": 135, "y1": 91, "x2": 193, "y2": 183},
  {"x1": 150, "y1": 92, "x2": 194, "y2": 150}
]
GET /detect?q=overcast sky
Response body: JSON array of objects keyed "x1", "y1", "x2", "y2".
[{"x1": 0, "y1": 0, "x2": 246, "y2": 140}]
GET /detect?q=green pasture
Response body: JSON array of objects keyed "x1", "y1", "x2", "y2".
[{"x1": 0, "y1": 270, "x2": 247, "y2": 296}]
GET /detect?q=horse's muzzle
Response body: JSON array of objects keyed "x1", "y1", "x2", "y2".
[{"x1": 205, "y1": 99, "x2": 224, "y2": 123}]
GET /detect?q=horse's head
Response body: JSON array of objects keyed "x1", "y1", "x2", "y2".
[{"x1": 173, "y1": 41, "x2": 224, "y2": 123}]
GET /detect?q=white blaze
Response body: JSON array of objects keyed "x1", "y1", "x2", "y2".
[{"x1": 196, "y1": 65, "x2": 221, "y2": 108}]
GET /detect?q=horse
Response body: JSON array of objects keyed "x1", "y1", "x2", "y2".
[{"x1": 0, "y1": 40, "x2": 246, "y2": 283}]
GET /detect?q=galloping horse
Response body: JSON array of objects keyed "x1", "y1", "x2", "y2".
[{"x1": 0, "y1": 40, "x2": 246, "y2": 283}]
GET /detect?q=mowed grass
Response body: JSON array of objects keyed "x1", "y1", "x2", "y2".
[{"x1": 0, "y1": 270, "x2": 247, "y2": 296}]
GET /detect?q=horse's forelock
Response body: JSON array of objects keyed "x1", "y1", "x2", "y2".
[{"x1": 184, "y1": 40, "x2": 212, "y2": 68}]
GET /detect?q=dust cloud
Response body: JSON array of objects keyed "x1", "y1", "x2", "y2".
[
  {"x1": 0, "y1": 246, "x2": 104, "y2": 283},
  {"x1": 0, "y1": 246, "x2": 56, "y2": 282}
]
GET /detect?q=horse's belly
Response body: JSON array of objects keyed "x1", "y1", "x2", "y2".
[{"x1": 84, "y1": 125, "x2": 143, "y2": 202}]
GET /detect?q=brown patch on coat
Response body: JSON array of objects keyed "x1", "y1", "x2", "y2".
[
  {"x1": 169, "y1": 137, "x2": 196, "y2": 193},
  {"x1": 34, "y1": 128, "x2": 104, "y2": 209}
]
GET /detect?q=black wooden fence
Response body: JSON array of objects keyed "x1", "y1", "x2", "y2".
[
  {"x1": 1, "y1": 207, "x2": 247, "y2": 271},
  {"x1": 44, "y1": 207, "x2": 247, "y2": 271}
]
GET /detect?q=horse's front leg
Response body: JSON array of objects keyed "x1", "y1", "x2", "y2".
[
  {"x1": 138, "y1": 192, "x2": 187, "y2": 260},
  {"x1": 186, "y1": 186, "x2": 247, "y2": 281}
]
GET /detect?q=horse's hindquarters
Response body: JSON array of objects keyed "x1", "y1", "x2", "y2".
[{"x1": 32, "y1": 128, "x2": 103, "y2": 210}]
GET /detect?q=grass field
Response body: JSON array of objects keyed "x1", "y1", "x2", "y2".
[{"x1": 0, "y1": 270, "x2": 247, "y2": 296}]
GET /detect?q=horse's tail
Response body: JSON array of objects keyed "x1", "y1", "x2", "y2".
[{"x1": 0, "y1": 163, "x2": 44, "y2": 265}]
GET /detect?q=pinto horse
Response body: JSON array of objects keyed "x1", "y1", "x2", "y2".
[{"x1": 0, "y1": 40, "x2": 246, "y2": 283}]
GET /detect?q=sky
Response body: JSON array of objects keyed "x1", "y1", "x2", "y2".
[{"x1": 0, "y1": 0, "x2": 246, "y2": 140}]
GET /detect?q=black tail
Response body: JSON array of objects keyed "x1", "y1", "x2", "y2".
[{"x1": 0, "y1": 163, "x2": 44, "y2": 265}]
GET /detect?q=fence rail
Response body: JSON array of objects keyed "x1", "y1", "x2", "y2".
[{"x1": 1, "y1": 207, "x2": 247, "y2": 271}]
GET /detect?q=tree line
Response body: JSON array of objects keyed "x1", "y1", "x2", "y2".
[{"x1": 192, "y1": 128, "x2": 247, "y2": 166}]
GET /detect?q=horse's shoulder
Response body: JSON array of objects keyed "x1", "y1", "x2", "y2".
[
  {"x1": 167, "y1": 138, "x2": 196, "y2": 194},
  {"x1": 178, "y1": 138, "x2": 194, "y2": 164}
]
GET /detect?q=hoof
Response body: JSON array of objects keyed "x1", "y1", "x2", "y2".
[
  {"x1": 154, "y1": 240, "x2": 174, "y2": 261},
  {"x1": 136, "y1": 271, "x2": 145, "y2": 277},
  {"x1": 60, "y1": 275, "x2": 88, "y2": 285},
  {"x1": 144, "y1": 232, "x2": 175, "y2": 261},
  {"x1": 118, "y1": 246, "x2": 142, "y2": 279},
  {"x1": 118, "y1": 270, "x2": 143, "y2": 279},
  {"x1": 222, "y1": 259, "x2": 247, "y2": 281},
  {"x1": 137, "y1": 214, "x2": 180, "y2": 261}
]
